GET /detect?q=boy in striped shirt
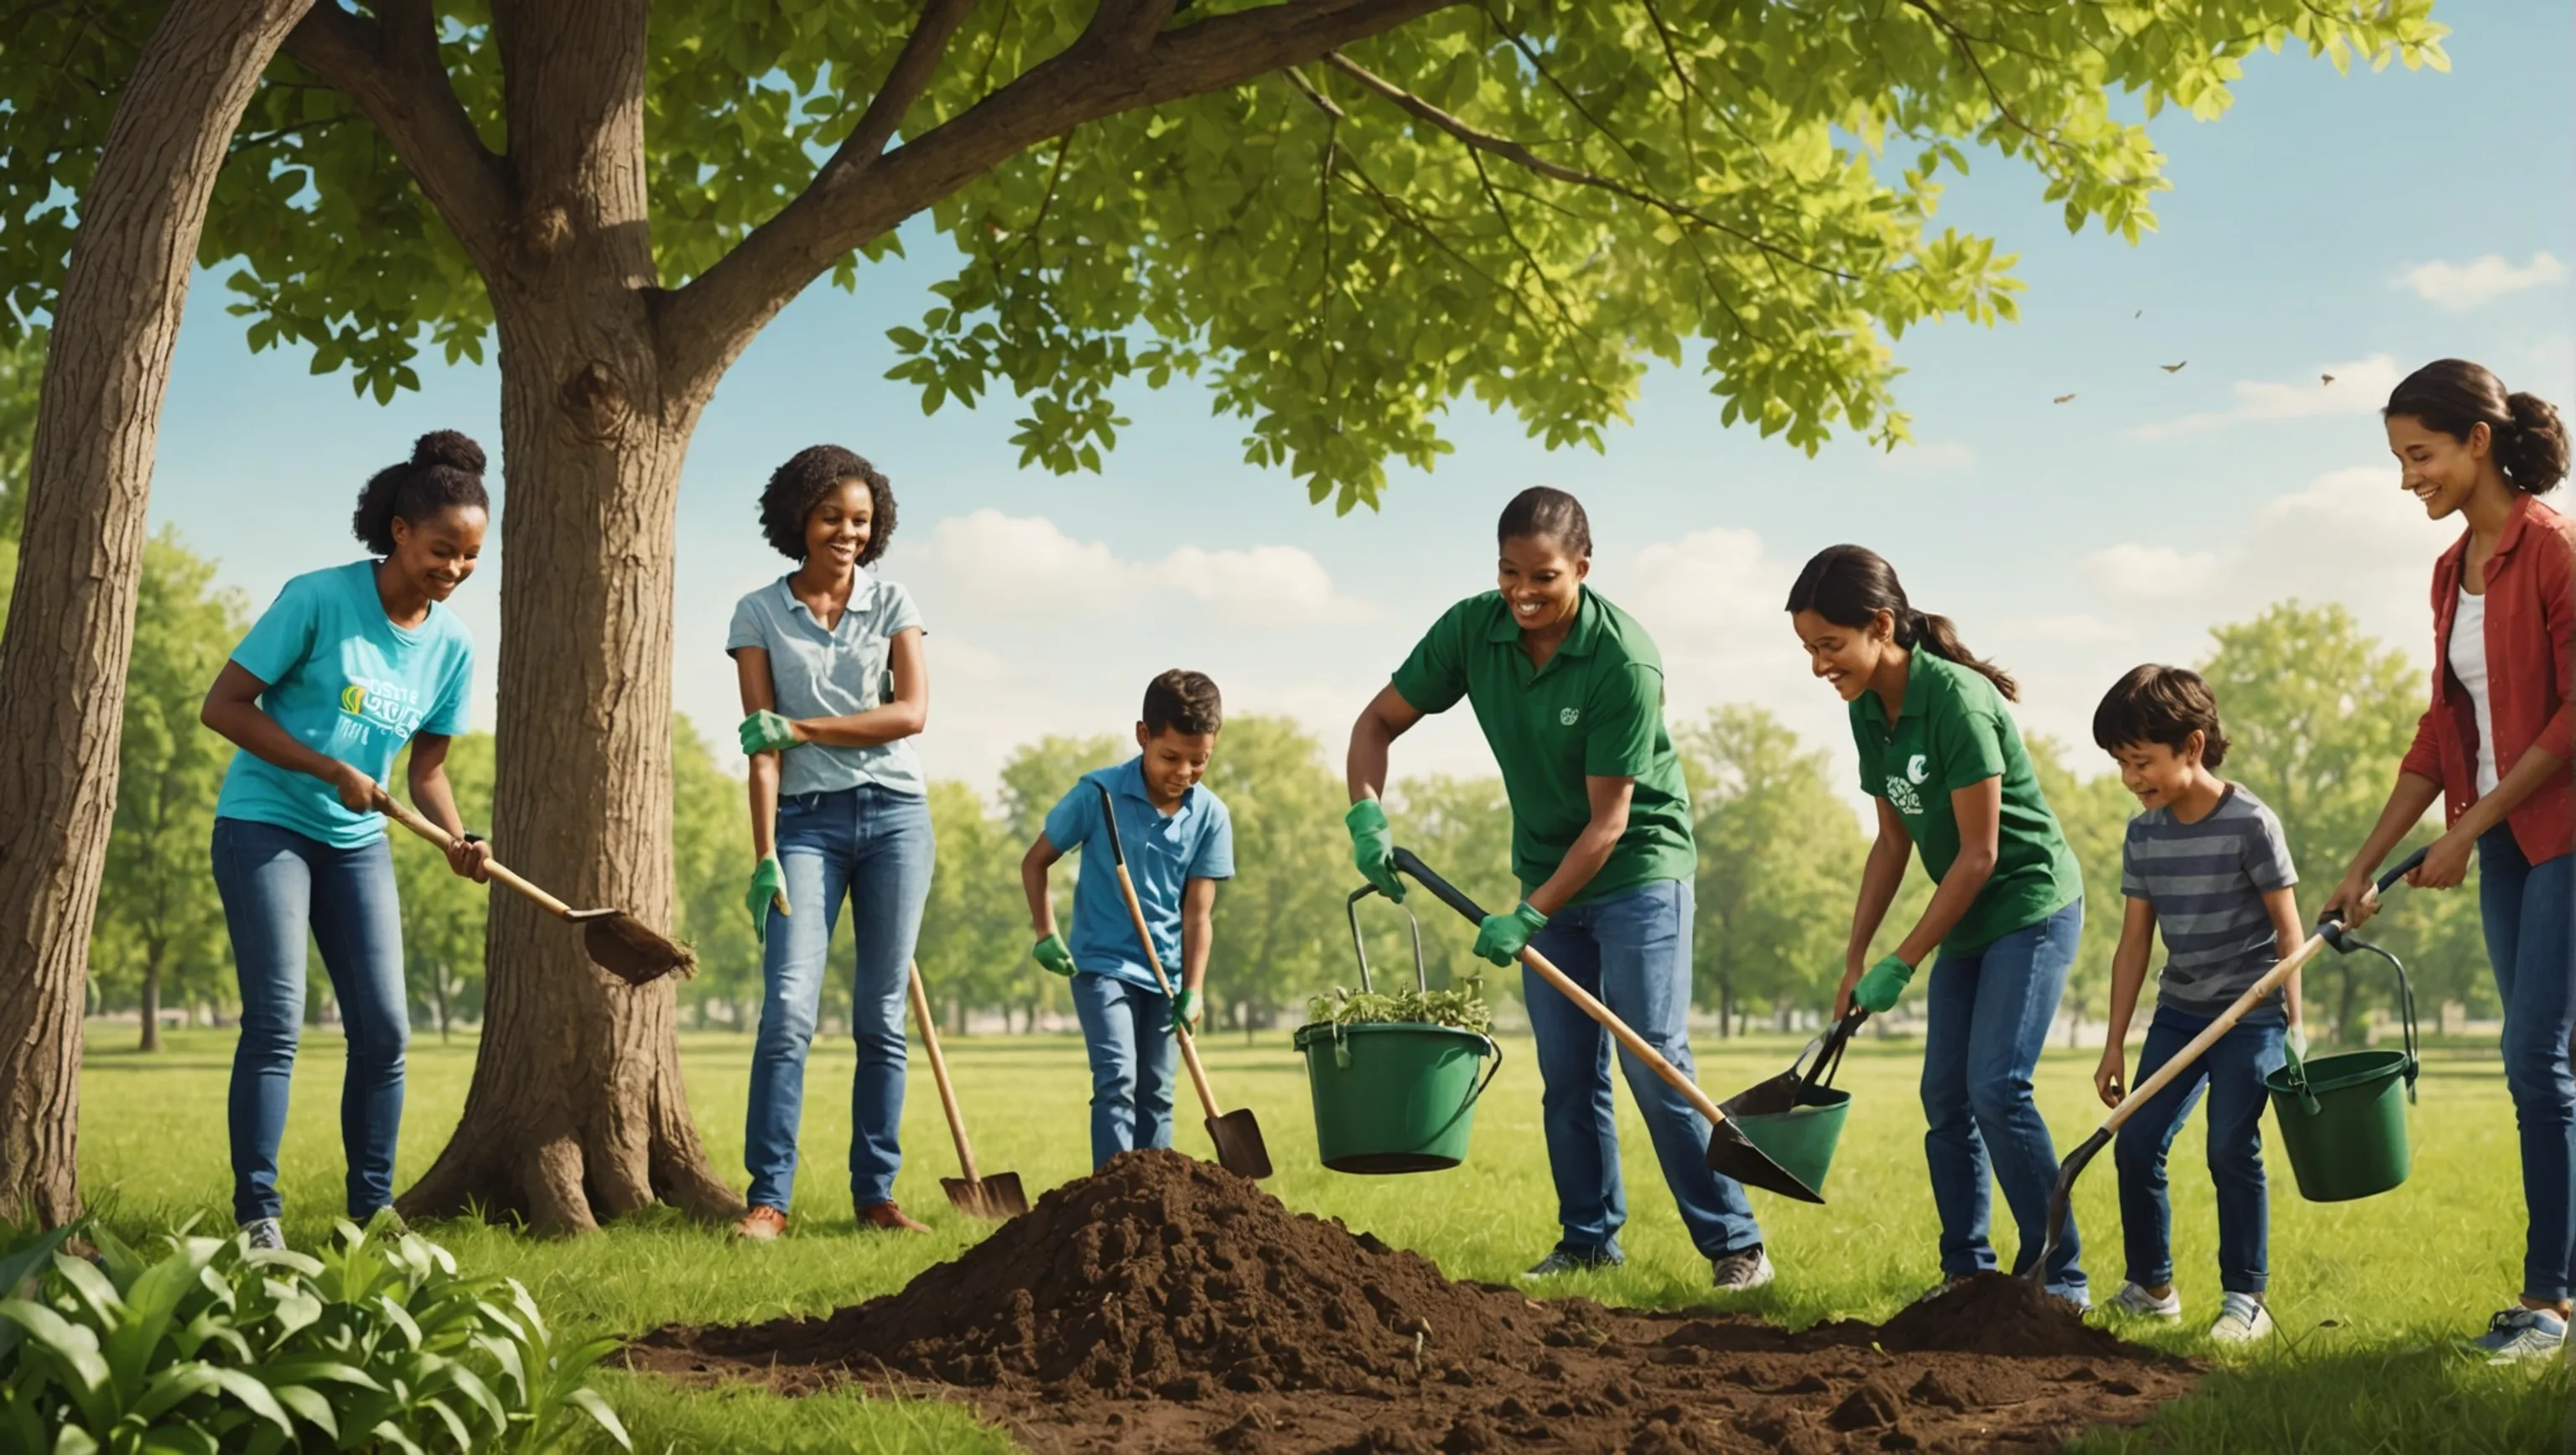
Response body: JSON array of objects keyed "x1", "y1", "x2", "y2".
[{"x1": 2091, "y1": 665, "x2": 2308, "y2": 1344}]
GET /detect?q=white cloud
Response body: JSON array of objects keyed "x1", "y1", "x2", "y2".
[
  {"x1": 2127, "y1": 355, "x2": 2402, "y2": 439},
  {"x1": 2081, "y1": 543, "x2": 2221, "y2": 601},
  {"x1": 2401, "y1": 252, "x2": 2567, "y2": 312},
  {"x1": 920, "y1": 510, "x2": 1368, "y2": 627},
  {"x1": 1152, "y1": 544, "x2": 1374, "y2": 627}
]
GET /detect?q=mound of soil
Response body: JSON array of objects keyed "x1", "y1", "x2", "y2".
[{"x1": 632, "y1": 1151, "x2": 2196, "y2": 1453}]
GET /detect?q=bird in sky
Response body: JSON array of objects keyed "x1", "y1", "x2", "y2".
[
  {"x1": 2054, "y1": 392, "x2": 2077, "y2": 404},
  {"x1": 2322, "y1": 373, "x2": 2336, "y2": 386},
  {"x1": 2134, "y1": 309, "x2": 2142, "y2": 319},
  {"x1": 2160, "y1": 361, "x2": 2188, "y2": 373}
]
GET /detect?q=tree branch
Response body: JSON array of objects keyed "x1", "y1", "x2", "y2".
[
  {"x1": 1899, "y1": 0, "x2": 2071, "y2": 158},
  {"x1": 280, "y1": 2, "x2": 513, "y2": 271},
  {"x1": 658, "y1": 0, "x2": 1463, "y2": 403},
  {"x1": 831, "y1": 0, "x2": 985, "y2": 177},
  {"x1": 1318, "y1": 51, "x2": 1857, "y2": 282}
]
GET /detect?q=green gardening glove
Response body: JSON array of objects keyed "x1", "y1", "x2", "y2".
[
  {"x1": 1345, "y1": 799, "x2": 1405, "y2": 902},
  {"x1": 1169, "y1": 987, "x2": 1201, "y2": 1036},
  {"x1": 739, "y1": 709, "x2": 800, "y2": 756},
  {"x1": 1852, "y1": 954, "x2": 1914, "y2": 1014},
  {"x1": 1032, "y1": 933, "x2": 1076, "y2": 979},
  {"x1": 1472, "y1": 902, "x2": 1549, "y2": 967},
  {"x1": 745, "y1": 856, "x2": 791, "y2": 943}
]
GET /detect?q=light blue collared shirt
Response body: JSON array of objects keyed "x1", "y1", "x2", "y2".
[
  {"x1": 1043, "y1": 758, "x2": 1235, "y2": 990},
  {"x1": 726, "y1": 570, "x2": 926, "y2": 798}
]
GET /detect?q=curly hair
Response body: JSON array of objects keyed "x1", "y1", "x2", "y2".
[
  {"x1": 758, "y1": 444, "x2": 897, "y2": 564},
  {"x1": 351, "y1": 431, "x2": 488, "y2": 556}
]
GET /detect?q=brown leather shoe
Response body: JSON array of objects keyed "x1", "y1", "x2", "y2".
[
  {"x1": 859, "y1": 1201, "x2": 930, "y2": 1234},
  {"x1": 734, "y1": 1205, "x2": 789, "y2": 1241}
]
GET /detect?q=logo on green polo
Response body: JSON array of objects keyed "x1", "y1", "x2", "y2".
[
  {"x1": 1885, "y1": 772, "x2": 1924, "y2": 817},
  {"x1": 1907, "y1": 754, "x2": 1929, "y2": 785},
  {"x1": 1559, "y1": 707, "x2": 1581, "y2": 726}
]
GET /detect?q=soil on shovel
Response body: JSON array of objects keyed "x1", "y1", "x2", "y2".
[{"x1": 630, "y1": 1151, "x2": 2195, "y2": 1452}]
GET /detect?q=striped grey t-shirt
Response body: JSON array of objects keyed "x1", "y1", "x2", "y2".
[{"x1": 2121, "y1": 786, "x2": 2298, "y2": 1021}]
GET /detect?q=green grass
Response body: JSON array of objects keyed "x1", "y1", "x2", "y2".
[{"x1": 75, "y1": 1022, "x2": 2573, "y2": 1452}]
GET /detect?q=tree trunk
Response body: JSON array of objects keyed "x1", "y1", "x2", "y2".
[
  {"x1": 138, "y1": 949, "x2": 164, "y2": 1054},
  {"x1": 0, "y1": 0, "x2": 313, "y2": 1228},
  {"x1": 432, "y1": 961, "x2": 451, "y2": 1043}
]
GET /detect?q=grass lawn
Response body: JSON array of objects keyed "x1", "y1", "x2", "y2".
[{"x1": 75, "y1": 1021, "x2": 2572, "y2": 1452}]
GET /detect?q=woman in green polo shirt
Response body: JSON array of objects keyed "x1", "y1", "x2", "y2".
[
  {"x1": 1345, "y1": 487, "x2": 1774, "y2": 1292},
  {"x1": 1787, "y1": 544, "x2": 2089, "y2": 1305}
]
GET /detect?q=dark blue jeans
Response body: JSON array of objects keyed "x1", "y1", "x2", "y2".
[
  {"x1": 745, "y1": 785, "x2": 934, "y2": 1213},
  {"x1": 1069, "y1": 973, "x2": 1178, "y2": 1169},
  {"x1": 2479, "y1": 828, "x2": 2576, "y2": 1304},
  {"x1": 1524, "y1": 879, "x2": 1763, "y2": 1260},
  {"x1": 210, "y1": 817, "x2": 408, "y2": 1225},
  {"x1": 2113, "y1": 1006, "x2": 2284, "y2": 1296},
  {"x1": 1922, "y1": 899, "x2": 2086, "y2": 1300}
]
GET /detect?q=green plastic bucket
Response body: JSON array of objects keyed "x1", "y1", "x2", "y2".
[
  {"x1": 1293, "y1": 1020, "x2": 1500, "y2": 1173},
  {"x1": 1732, "y1": 1085, "x2": 1853, "y2": 1196},
  {"x1": 2264, "y1": 935, "x2": 2419, "y2": 1203}
]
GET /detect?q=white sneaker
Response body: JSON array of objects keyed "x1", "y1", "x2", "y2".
[
  {"x1": 1711, "y1": 1245, "x2": 1774, "y2": 1292},
  {"x1": 2210, "y1": 1291, "x2": 2273, "y2": 1343},
  {"x1": 2107, "y1": 1281, "x2": 2182, "y2": 1321},
  {"x1": 237, "y1": 1217, "x2": 285, "y2": 1252},
  {"x1": 2470, "y1": 1306, "x2": 2567, "y2": 1364}
]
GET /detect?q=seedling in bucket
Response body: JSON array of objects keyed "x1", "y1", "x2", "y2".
[
  {"x1": 1295, "y1": 886, "x2": 1503, "y2": 1174},
  {"x1": 2032, "y1": 847, "x2": 2427, "y2": 1283},
  {"x1": 1387, "y1": 847, "x2": 1824, "y2": 1204}
]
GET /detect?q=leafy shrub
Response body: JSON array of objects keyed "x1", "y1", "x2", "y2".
[
  {"x1": 0, "y1": 1213, "x2": 627, "y2": 1453},
  {"x1": 1303, "y1": 972, "x2": 1493, "y2": 1034}
]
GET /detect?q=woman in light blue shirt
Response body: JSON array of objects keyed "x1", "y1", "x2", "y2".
[
  {"x1": 727, "y1": 444, "x2": 934, "y2": 1239},
  {"x1": 198, "y1": 431, "x2": 494, "y2": 1250}
]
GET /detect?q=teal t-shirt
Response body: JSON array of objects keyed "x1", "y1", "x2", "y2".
[{"x1": 214, "y1": 562, "x2": 475, "y2": 848}]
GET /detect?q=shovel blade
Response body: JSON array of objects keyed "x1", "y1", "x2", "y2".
[
  {"x1": 1706, "y1": 1117, "x2": 1824, "y2": 1204},
  {"x1": 1717, "y1": 1069, "x2": 1805, "y2": 1122},
  {"x1": 942, "y1": 1172, "x2": 1028, "y2": 1221},
  {"x1": 582, "y1": 912, "x2": 695, "y2": 985},
  {"x1": 1207, "y1": 1110, "x2": 1272, "y2": 1181}
]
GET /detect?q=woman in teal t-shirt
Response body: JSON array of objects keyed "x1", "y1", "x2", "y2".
[
  {"x1": 199, "y1": 432, "x2": 493, "y2": 1250},
  {"x1": 1787, "y1": 544, "x2": 2089, "y2": 1304}
]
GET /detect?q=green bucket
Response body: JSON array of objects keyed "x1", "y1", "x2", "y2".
[
  {"x1": 1293, "y1": 1020, "x2": 1499, "y2": 1173},
  {"x1": 2264, "y1": 937, "x2": 2419, "y2": 1203},
  {"x1": 1732, "y1": 1086, "x2": 1852, "y2": 1196},
  {"x1": 1295, "y1": 886, "x2": 1503, "y2": 1174}
]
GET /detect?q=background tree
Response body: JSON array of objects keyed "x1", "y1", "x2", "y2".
[
  {"x1": 2027, "y1": 735, "x2": 2136, "y2": 1045},
  {"x1": 0, "y1": 0, "x2": 315, "y2": 1228},
  {"x1": 1677, "y1": 706, "x2": 1865, "y2": 1036},
  {"x1": 919, "y1": 779, "x2": 1035, "y2": 1031},
  {"x1": 672, "y1": 717, "x2": 759, "y2": 1031},
  {"x1": 91, "y1": 534, "x2": 245, "y2": 1052},
  {"x1": 390, "y1": 731, "x2": 496, "y2": 1039},
  {"x1": 0, "y1": 326, "x2": 40, "y2": 633},
  {"x1": 1378, "y1": 772, "x2": 1516, "y2": 1006},
  {"x1": 1199, "y1": 715, "x2": 1345, "y2": 1030},
  {"x1": 0, "y1": 0, "x2": 2446, "y2": 1230}
]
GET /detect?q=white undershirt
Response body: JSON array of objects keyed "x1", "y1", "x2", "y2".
[{"x1": 2449, "y1": 585, "x2": 2500, "y2": 796}]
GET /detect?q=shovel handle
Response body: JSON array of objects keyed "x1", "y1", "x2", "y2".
[
  {"x1": 1389, "y1": 847, "x2": 1739, "y2": 1130},
  {"x1": 375, "y1": 788, "x2": 575, "y2": 918},
  {"x1": 1091, "y1": 782, "x2": 1225, "y2": 1125},
  {"x1": 907, "y1": 962, "x2": 980, "y2": 1184}
]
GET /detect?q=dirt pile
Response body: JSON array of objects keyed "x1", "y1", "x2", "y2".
[{"x1": 633, "y1": 1151, "x2": 2197, "y2": 1452}]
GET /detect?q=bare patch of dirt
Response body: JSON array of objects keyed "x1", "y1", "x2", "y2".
[{"x1": 629, "y1": 1151, "x2": 2195, "y2": 1452}]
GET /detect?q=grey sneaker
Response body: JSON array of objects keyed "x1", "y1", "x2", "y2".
[
  {"x1": 2470, "y1": 1306, "x2": 2567, "y2": 1364},
  {"x1": 1521, "y1": 1245, "x2": 1623, "y2": 1279},
  {"x1": 1711, "y1": 1245, "x2": 1774, "y2": 1292},
  {"x1": 2210, "y1": 1291, "x2": 2273, "y2": 1343},
  {"x1": 2107, "y1": 1281, "x2": 2183, "y2": 1321},
  {"x1": 238, "y1": 1218, "x2": 285, "y2": 1252}
]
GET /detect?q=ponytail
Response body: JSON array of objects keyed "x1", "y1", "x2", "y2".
[
  {"x1": 1786, "y1": 545, "x2": 2018, "y2": 701},
  {"x1": 2385, "y1": 359, "x2": 2568, "y2": 496}
]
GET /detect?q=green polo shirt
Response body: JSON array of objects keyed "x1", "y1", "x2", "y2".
[
  {"x1": 1390, "y1": 588, "x2": 1696, "y2": 905},
  {"x1": 1848, "y1": 651, "x2": 2083, "y2": 954}
]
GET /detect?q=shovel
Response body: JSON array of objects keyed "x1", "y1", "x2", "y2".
[
  {"x1": 906, "y1": 961, "x2": 1027, "y2": 1219},
  {"x1": 1091, "y1": 780, "x2": 1272, "y2": 1180},
  {"x1": 377, "y1": 792, "x2": 694, "y2": 985},
  {"x1": 2031, "y1": 844, "x2": 2428, "y2": 1283},
  {"x1": 1387, "y1": 847, "x2": 1823, "y2": 1204}
]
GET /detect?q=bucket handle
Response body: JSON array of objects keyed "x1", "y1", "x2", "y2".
[
  {"x1": 1346, "y1": 885, "x2": 1429, "y2": 995},
  {"x1": 2333, "y1": 933, "x2": 2420, "y2": 1104},
  {"x1": 1794, "y1": 1008, "x2": 1867, "y2": 1098},
  {"x1": 1463, "y1": 1033, "x2": 1505, "y2": 1112}
]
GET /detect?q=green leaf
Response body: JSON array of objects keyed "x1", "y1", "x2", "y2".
[
  {"x1": 568, "y1": 1386, "x2": 633, "y2": 1450},
  {"x1": 207, "y1": 1368, "x2": 297, "y2": 1442}
]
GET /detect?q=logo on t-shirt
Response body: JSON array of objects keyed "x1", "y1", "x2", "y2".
[
  {"x1": 338, "y1": 674, "x2": 430, "y2": 739},
  {"x1": 1907, "y1": 754, "x2": 1929, "y2": 785},
  {"x1": 1885, "y1": 773, "x2": 1924, "y2": 817},
  {"x1": 1560, "y1": 707, "x2": 1581, "y2": 726}
]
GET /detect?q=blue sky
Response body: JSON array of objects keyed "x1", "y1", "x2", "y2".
[{"x1": 142, "y1": 6, "x2": 2573, "y2": 803}]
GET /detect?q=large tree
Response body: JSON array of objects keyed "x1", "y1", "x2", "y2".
[{"x1": 0, "y1": 2, "x2": 2445, "y2": 1230}]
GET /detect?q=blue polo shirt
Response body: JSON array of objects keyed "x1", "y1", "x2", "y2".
[
  {"x1": 1042, "y1": 758, "x2": 1234, "y2": 991},
  {"x1": 725, "y1": 569, "x2": 926, "y2": 798}
]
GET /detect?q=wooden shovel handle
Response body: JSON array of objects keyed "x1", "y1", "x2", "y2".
[
  {"x1": 907, "y1": 962, "x2": 980, "y2": 1184},
  {"x1": 1518, "y1": 941, "x2": 1737, "y2": 1128},
  {"x1": 374, "y1": 790, "x2": 575, "y2": 918},
  {"x1": 2099, "y1": 930, "x2": 2328, "y2": 1134},
  {"x1": 1107, "y1": 858, "x2": 1223, "y2": 1124}
]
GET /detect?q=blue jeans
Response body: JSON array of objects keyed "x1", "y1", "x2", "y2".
[
  {"x1": 210, "y1": 817, "x2": 408, "y2": 1225},
  {"x1": 2479, "y1": 828, "x2": 2576, "y2": 1304},
  {"x1": 1070, "y1": 973, "x2": 1178, "y2": 1169},
  {"x1": 744, "y1": 785, "x2": 933, "y2": 1212},
  {"x1": 1524, "y1": 879, "x2": 1762, "y2": 1260},
  {"x1": 2113, "y1": 1006, "x2": 2283, "y2": 1295},
  {"x1": 1921, "y1": 899, "x2": 2085, "y2": 1299}
]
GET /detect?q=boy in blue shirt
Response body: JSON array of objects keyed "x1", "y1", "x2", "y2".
[
  {"x1": 1021, "y1": 670, "x2": 1234, "y2": 1169},
  {"x1": 2091, "y1": 666, "x2": 2308, "y2": 1344}
]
